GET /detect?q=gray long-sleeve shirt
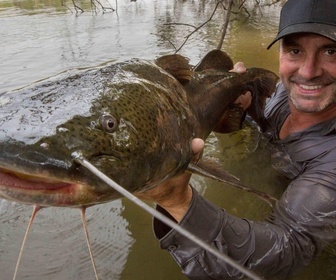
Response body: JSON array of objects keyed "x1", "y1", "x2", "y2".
[{"x1": 153, "y1": 83, "x2": 336, "y2": 279}]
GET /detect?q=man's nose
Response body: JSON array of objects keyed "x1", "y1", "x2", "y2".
[{"x1": 298, "y1": 55, "x2": 323, "y2": 80}]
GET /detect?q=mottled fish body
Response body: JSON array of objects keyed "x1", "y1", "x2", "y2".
[{"x1": 0, "y1": 50, "x2": 278, "y2": 207}]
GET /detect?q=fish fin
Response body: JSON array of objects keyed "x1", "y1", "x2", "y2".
[
  {"x1": 213, "y1": 103, "x2": 246, "y2": 133},
  {"x1": 188, "y1": 158, "x2": 240, "y2": 183},
  {"x1": 155, "y1": 54, "x2": 193, "y2": 84},
  {"x1": 194, "y1": 50, "x2": 234, "y2": 72},
  {"x1": 244, "y1": 68, "x2": 279, "y2": 130},
  {"x1": 187, "y1": 158, "x2": 277, "y2": 207}
]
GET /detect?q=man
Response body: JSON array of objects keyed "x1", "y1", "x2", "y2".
[{"x1": 140, "y1": 0, "x2": 336, "y2": 279}]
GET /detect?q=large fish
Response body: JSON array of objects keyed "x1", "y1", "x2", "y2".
[{"x1": 0, "y1": 50, "x2": 278, "y2": 207}]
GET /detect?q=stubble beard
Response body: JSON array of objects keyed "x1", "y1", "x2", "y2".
[{"x1": 284, "y1": 78, "x2": 336, "y2": 113}]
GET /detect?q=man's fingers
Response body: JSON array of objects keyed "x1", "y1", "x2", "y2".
[
  {"x1": 234, "y1": 91, "x2": 252, "y2": 110},
  {"x1": 230, "y1": 62, "x2": 247, "y2": 74},
  {"x1": 192, "y1": 138, "x2": 205, "y2": 155}
]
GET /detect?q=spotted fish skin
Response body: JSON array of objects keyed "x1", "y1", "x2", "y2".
[{"x1": 0, "y1": 51, "x2": 278, "y2": 207}]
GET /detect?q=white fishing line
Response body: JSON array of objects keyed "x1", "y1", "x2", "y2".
[{"x1": 72, "y1": 151, "x2": 262, "y2": 280}]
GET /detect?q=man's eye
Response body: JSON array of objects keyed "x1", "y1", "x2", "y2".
[
  {"x1": 290, "y1": 49, "x2": 301, "y2": 55},
  {"x1": 325, "y1": 49, "x2": 336, "y2": 56}
]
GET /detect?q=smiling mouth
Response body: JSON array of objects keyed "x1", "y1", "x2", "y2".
[{"x1": 298, "y1": 84, "x2": 324, "y2": 91}]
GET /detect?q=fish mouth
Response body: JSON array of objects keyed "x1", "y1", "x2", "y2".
[
  {"x1": 0, "y1": 166, "x2": 105, "y2": 207},
  {"x1": 0, "y1": 167, "x2": 72, "y2": 191}
]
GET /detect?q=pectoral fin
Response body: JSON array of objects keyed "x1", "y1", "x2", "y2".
[{"x1": 187, "y1": 157, "x2": 277, "y2": 207}]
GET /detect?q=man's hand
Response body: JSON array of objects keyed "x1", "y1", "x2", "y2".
[
  {"x1": 136, "y1": 138, "x2": 205, "y2": 222},
  {"x1": 230, "y1": 61, "x2": 247, "y2": 74},
  {"x1": 213, "y1": 62, "x2": 252, "y2": 133},
  {"x1": 231, "y1": 62, "x2": 252, "y2": 110}
]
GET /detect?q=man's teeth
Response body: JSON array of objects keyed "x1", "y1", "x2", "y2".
[{"x1": 299, "y1": 84, "x2": 323, "y2": 90}]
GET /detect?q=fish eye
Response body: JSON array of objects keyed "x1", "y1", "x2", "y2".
[{"x1": 100, "y1": 114, "x2": 118, "y2": 133}]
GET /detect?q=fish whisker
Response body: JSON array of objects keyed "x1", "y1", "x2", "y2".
[
  {"x1": 80, "y1": 207, "x2": 99, "y2": 280},
  {"x1": 13, "y1": 204, "x2": 41, "y2": 280}
]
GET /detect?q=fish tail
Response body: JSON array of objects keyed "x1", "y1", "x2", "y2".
[
  {"x1": 243, "y1": 68, "x2": 279, "y2": 130},
  {"x1": 194, "y1": 49, "x2": 234, "y2": 72}
]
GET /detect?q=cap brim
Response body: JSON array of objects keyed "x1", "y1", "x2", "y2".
[{"x1": 267, "y1": 23, "x2": 336, "y2": 49}]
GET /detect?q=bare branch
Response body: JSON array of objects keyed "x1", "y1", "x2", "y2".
[
  {"x1": 72, "y1": 0, "x2": 84, "y2": 14},
  {"x1": 92, "y1": 0, "x2": 115, "y2": 13},
  {"x1": 174, "y1": 1, "x2": 222, "y2": 53},
  {"x1": 217, "y1": 0, "x2": 234, "y2": 50},
  {"x1": 62, "y1": 0, "x2": 116, "y2": 14},
  {"x1": 61, "y1": 0, "x2": 74, "y2": 14},
  {"x1": 164, "y1": 22, "x2": 197, "y2": 29}
]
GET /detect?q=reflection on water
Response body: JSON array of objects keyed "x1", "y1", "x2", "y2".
[
  {"x1": 0, "y1": 199, "x2": 133, "y2": 280},
  {"x1": 0, "y1": 0, "x2": 335, "y2": 279}
]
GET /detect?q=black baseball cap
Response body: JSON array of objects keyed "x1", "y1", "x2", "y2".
[{"x1": 267, "y1": 0, "x2": 336, "y2": 49}]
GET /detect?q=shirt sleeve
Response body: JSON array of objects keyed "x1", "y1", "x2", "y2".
[{"x1": 153, "y1": 168, "x2": 336, "y2": 280}]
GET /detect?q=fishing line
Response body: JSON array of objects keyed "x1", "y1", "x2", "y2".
[{"x1": 72, "y1": 151, "x2": 263, "y2": 280}]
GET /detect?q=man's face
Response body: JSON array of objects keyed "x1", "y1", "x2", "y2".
[{"x1": 279, "y1": 33, "x2": 336, "y2": 113}]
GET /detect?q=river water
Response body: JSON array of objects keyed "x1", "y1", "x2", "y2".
[{"x1": 0, "y1": 0, "x2": 335, "y2": 279}]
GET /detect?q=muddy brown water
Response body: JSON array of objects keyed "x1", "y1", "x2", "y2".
[{"x1": 0, "y1": 0, "x2": 335, "y2": 279}]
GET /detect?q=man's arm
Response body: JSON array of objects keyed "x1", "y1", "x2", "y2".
[{"x1": 151, "y1": 167, "x2": 336, "y2": 280}]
